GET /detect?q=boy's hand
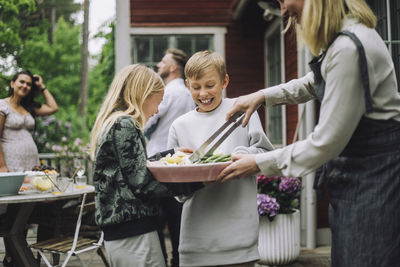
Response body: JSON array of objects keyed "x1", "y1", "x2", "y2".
[{"x1": 217, "y1": 154, "x2": 260, "y2": 182}]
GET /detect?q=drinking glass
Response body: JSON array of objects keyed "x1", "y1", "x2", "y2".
[
  {"x1": 75, "y1": 175, "x2": 87, "y2": 189},
  {"x1": 73, "y1": 158, "x2": 86, "y2": 177}
]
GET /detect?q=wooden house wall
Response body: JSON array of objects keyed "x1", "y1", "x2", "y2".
[{"x1": 130, "y1": 0, "x2": 235, "y2": 26}]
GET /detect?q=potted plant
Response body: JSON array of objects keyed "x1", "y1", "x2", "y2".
[{"x1": 257, "y1": 174, "x2": 302, "y2": 265}]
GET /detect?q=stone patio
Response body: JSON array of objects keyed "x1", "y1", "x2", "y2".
[{"x1": 0, "y1": 228, "x2": 330, "y2": 267}]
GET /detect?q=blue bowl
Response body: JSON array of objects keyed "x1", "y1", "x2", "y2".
[{"x1": 0, "y1": 172, "x2": 26, "y2": 196}]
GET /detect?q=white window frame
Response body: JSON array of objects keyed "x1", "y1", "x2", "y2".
[
  {"x1": 130, "y1": 27, "x2": 227, "y2": 60},
  {"x1": 264, "y1": 19, "x2": 286, "y2": 147}
]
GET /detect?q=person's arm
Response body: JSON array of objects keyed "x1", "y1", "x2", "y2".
[
  {"x1": 32, "y1": 75, "x2": 58, "y2": 116},
  {"x1": 226, "y1": 72, "x2": 316, "y2": 127},
  {"x1": 113, "y1": 118, "x2": 171, "y2": 198},
  {"x1": 232, "y1": 110, "x2": 274, "y2": 155},
  {"x1": 0, "y1": 115, "x2": 9, "y2": 172},
  {"x1": 220, "y1": 39, "x2": 365, "y2": 180}
]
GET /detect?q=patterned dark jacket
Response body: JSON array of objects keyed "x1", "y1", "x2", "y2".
[{"x1": 93, "y1": 116, "x2": 171, "y2": 241}]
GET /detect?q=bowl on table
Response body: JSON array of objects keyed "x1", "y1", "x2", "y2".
[{"x1": 0, "y1": 172, "x2": 26, "y2": 196}]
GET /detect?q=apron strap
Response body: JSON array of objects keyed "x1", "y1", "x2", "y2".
[{"x1": 339, "y1": 31, "x2": 374, "y2": 114}]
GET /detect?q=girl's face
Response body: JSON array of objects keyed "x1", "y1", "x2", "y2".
[
  {"x1": 143, "y1": 90, "x2": 164, "y2": 122},
  {"x1": 186, "y1": 70, "x2": 229, "y2": 113},
  {"x1": 10, "y1": 74, "x2": 32, "y2": 98},
  {"x1": 278, "y1": 0, "x2": 304, "y2": 22}
]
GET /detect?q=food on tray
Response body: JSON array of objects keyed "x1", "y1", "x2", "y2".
[
  {"x1": 32, "y1": 176, "x2": 53, "y2": 191},
  {"x1": 19, "y1": 185, "x2": 34, "y2": 192},
  {"x1": 197, "y1": 153, "x2": 232, "y2": 164},
  {"x1": 148, "y1": 151, "x2": 231, "y2": 166},
  {"x1": 32, "y1": 165, "x2": 60, "y2": 174}
]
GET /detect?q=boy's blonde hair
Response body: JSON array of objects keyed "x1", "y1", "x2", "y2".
[
  {"x1": 90, "y1": 64, "x2": 164, "y2": 159},
  {"x1": 185, "y1": 50, "x2": 227, "y2": 82},
  {"x1": 297, "y1": 0, "x2": 376, "y2": 55}
]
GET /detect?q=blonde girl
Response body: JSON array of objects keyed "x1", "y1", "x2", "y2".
[
  {"x1": 90, "y1": 64, "x2": 170, "y2": 267},
  {"x1": 219, "y1": 1, "x2": 400, "y2": 266}
]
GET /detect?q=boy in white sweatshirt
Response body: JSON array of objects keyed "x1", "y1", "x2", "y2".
[{"x1": 168, "y1": 50, "x2": 274, "y2": 267}]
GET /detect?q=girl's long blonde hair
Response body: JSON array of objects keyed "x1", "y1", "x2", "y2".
[
  {"x1": 90, "y1": 64, "x2": 164, "y2": 159},
  {"x1": 297, "y1": 0, "x2": 376, "y2": 55}
]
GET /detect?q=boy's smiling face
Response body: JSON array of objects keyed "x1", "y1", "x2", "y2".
[{"x1": 186, "y1": 69, "x2": 229, "y2": 113}]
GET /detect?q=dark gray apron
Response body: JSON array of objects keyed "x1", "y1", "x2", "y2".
[{"x1": 309, "y1": 31, "x2": 400, "y2": 267}]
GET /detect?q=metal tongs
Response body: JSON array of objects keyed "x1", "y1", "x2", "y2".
[{"x1": 189, "y1": 111, "x2": 245, "y2": 163}]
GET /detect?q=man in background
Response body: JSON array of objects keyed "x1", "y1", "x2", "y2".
[{"x1": 144, "y1": 48, "x2": 195, "y2": 267}]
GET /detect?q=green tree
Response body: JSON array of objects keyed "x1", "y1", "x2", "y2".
[
  {"x1": 18, "y1": 17, "x2": 81, "y2": 109},
  {"x1": 0, "y1": 0, "x2": 36, "y2": 89}
]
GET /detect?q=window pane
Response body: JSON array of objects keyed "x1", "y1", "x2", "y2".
[
  {"x1": 133, "y1": 37, "x2": 151, "y2": 62},
  {"x1": 195, "y1": 36, "x2": 213, "y2": 51},
  {"x1": 391, "y1": 0, "x2": 400, "y2": 40},
  {"x1": 176, "y1": 36, "x2": 192, "y2": 56},
  {"x1": 267, "y1": 106, "x2": 283, "y2": 144},
  {"x1": 266, "y1": 30, "x2": 283, "y2": 145},
  {"x1": 367, "y1": 0, "x2": 388, "y2": 39},
  {"x1": 153, "y1": 36, "x2": 168, "y2": 63},
  {"x1": 132, "y1": 34, "x2": 214, "y2": 68}
]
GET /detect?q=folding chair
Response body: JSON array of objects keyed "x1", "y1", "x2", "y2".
[{"x1": 29, "y1": 193, "x2": 107, "y2": 267}]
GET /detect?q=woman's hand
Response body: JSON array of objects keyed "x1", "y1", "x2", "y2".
[
  {"x1": 33, "y1": 74, "x2": 45, "y2": 90},
  {"x1": 225, "y1": 91, "x2": 265, "y2": 127},
  {"x1": 217, "y1": 153, "x2": 260, "y2": 182},
  {"x1": 174, "y1": 147, "x2": 194, "y2": 154}
]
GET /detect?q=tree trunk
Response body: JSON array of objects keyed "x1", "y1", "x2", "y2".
[{"x1": 79, "y1": 0, "x2": 89, "y2": 120}]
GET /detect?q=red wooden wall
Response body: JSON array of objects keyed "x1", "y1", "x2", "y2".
[{"x1": 130, "y1": 0, "x2": 235, "y2": 26}]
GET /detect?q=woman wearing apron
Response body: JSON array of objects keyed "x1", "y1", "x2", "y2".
[{"x1": 217, "y1": 0, "x2": 400, "y2": 266}]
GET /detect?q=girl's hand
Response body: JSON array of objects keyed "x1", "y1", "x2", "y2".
[
  {"x1": 217, "y1": 153, "x2": 260, "y2": 182},
  {"x1": 174, "y1": 147, "x2": 194, "y2": 154},
  {"x1": 225, "y1": 91, "x2": 265, "y2": 127}
]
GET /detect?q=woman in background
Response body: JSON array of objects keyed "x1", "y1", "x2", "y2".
[
  {"x1": 0, "y1": 70, "x2": 58, "y2": 172},
  {"x1": 0, "y1": 70, "x2": 58, "y2": 266}
]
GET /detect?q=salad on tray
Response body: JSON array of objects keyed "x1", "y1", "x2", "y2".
[{"x1": 148, "y1": 151, "x2": 232, "y2": 166}]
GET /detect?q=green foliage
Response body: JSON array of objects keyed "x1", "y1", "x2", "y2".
[
  {"x1": 18, "y1": 17, "x2": 81, "y2": 108},
  {"x1": 1, "y1": 1, "x2": 116, "y2": 156},
  {"x1": 34, "y1": 111, "x2": 89, "y2": 151},
  {"x1": 0, "y1": 0, "x2": 36, "y2": 59}
]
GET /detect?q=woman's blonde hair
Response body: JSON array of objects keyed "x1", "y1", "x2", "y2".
[
  {"x1": 185, "y1": 50, "x2": 227, "y2": 82},
  {"x1": 90, "y1": 64, "x2": 164, "y2": 159},
  {"x1": 297, "y1": 0, "x2": 376, "y2": 55}
]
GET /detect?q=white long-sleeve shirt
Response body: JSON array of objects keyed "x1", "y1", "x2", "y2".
[
  {"x1": 168, "y1": 98, "x2": 273, "y2": 266},
  {"x1": 256, "y1": 19, "x2": 400, "y2": 178},
  {"x1": 144, "y1": 78, "x2": 195, "y2": 156}
]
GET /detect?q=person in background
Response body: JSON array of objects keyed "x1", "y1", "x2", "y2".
[
  {"x1": 0, "y1": 70, "x2": 58, "y2": 267},
  {"x1": 218, "y1": 0, "x2": 400, "y2": 266},
  {"x1": 144, "y1": 48, "x2": 195, "y2": 267},
  {"x1": 90, "y1": 64, "x2": 198, "y2": 267},
  {"x1": 168, "y1": 50, "x2": 274, "y2": 267}
]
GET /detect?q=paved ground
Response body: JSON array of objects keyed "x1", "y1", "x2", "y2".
[{"x1": 0, "y1": 228, "x2": 330, "y2": 267}]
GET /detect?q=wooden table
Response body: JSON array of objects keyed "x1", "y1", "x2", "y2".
[{"x1": 0, "y1": 185, "x2": 95, "y2": 267}]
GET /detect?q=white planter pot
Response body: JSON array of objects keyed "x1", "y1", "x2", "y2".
[{"x1": 258, "y1": 210, "x2": 300, "y2": 265}]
